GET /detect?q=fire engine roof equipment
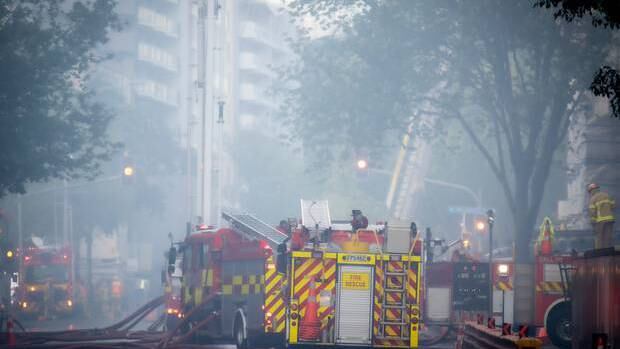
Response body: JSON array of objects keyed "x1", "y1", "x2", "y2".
[
  {"x1": 300, "y1": 199, "x2": 331, "y2": 229},
  {"x1": 221, "y1": 211, "x2": 288, "y2": 248}
]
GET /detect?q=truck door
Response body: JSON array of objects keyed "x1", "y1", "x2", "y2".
[{"x1": 336, "y1": 265, "x2": 374, "y2": 345}]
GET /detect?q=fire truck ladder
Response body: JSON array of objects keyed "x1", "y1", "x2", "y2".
[
  {"x1": 378, "y1": 261, "x2": 409, "y2": 340},
  {"x1": 221, "y1": 211, "x2": 288, "y2": 248}
]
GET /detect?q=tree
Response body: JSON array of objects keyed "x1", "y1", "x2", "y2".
[
  {"x1": 0, "y1": 0, "x2": 121, "y2": 197},
  {"x1": 281, "y1": 1, "x2": 610, "y2": 263},
  {"x1": 535, "y1": 0, "x2": 620, "y2": 117}
]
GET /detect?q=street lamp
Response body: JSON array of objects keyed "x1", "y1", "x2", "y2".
[
  {"x1": 356, "y1": 159, "x2": 368, "y2": 170},
  {"x1": 487, "y1": 209, "x2": 495, "y2": 319},
  {"x1": 123, "y1": 165, "x2": 135, "y2": 177}
]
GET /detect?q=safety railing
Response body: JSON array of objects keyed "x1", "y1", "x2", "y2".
[{"x1": 462, "y1": 321, "x2": 542, "y2": 349}]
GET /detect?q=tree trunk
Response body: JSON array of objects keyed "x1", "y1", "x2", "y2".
[{"x1": 512, "y1": 166, "x2": 537, "y2": 324}]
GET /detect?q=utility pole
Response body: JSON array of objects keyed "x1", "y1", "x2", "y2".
[
  {"x1": 63, "y1": 180, "x2": 69, "y2": 245},
  {"x1": 198, "y1": 0, "x2": 208, "y2": 222},
  {"x1": 185, "y1": 0, "x2": 196, "y2": 227},
  {"x1": 17, "y1": 195, "x2": 22, "y2": 273}
]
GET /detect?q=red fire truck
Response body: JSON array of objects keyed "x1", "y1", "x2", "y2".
[
  {"x1": 174, "y1": 206, "x2": 423, "y2": 348},
  {"x1": 423, "y1": 222, "x2": 575, "y2": 349},
  {"x1": 15, "y1": 245, "x2": 80, "y2": 318}
]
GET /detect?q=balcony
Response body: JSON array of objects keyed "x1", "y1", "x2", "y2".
[
  {"x1": 239, "y1": 52, "x2": 275, "y2": 78},
  {"x1": 137, "y1": 7, "x2": 178, "y2": 38},
  {"x1": 134, "y1": 80, "x2": 178, "y2": 107}
]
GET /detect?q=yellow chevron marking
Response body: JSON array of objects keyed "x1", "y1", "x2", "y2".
[
  {"x1": 265, "y1": 275, "x2": 282, "y2": 294},
  {"x1": 241, "y1": 284, "x2": 250, "y2": 295},
  {"x1": 276, "y1": 318, "x2": 286, "y2": 332},
  {"x1": 294, "y1": 263, "x2": 323, "y2": 294},
  {"x1": 267, "y1": 298, "x2": 284, "y2": 315},
  {"x1": 385, "y1": 326, "x2": 398, "y2": 337},
  {"x1": 206, "y1": 269, "x2": 213, "y2": 287},
  {"x1": 222, "y1": 285, "x2": 233, "y2": 295},
  {"x1": 294, "y1": 259, "x2": 318, "y2": 278},
  {"x1": 233, "y1": 275, "x2": 243, "y2": 285}
]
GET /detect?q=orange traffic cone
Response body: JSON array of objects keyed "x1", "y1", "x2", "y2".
[
  {"x1": 299, "y1": 279, "x2": 321, "y2": 341},
  {"x1": 536, "y1": 326, "x2": 548, "y2": 342}
]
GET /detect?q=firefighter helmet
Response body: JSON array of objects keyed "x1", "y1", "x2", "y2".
[{"x1": 587, "y1": 183, "x2": 600, "y2": 193}]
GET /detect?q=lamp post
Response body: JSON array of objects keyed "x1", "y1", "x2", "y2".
[{"x1": 487, "y1": 209, "x2": 495, "y2": 318}]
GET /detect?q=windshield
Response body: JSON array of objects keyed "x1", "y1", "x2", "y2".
[{"x1": 25, "y1": 264, "x2": 69, "y2": 283}]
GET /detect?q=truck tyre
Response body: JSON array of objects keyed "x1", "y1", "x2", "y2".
[
  {"x1": 234, "y1": 313, "x2": 249, "y2": 349},
  {"x1": 545, "y1": 301, "x2": 571, "y2": 349}
]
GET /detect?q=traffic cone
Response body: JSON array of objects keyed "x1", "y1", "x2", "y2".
[
  {"x1": 596, "y1": 337, "x2": 604, "y2": 349},
  {"x1": 299, "y1": 279, "x2": 321, "y2": 341},
  {"x1": 536, "y1": 326, "x2": 548, "y2": 342},
  {"x1": 501, "y1": 323, "x2": 511, "y2": 336},
  {"x1": 540, "y1": 229, "x2": 552, "y2": 255},
  {"x1": 6, "y1": 317, "x2": 15, "y2": 346}
]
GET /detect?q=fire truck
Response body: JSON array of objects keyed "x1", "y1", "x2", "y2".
[
  {"x1": 15, "y1": 244, "x2": 80, "y2": 318},
  {"x1": 423, "y1": 220, "x2": 576, "y2": 349},
  {"x1": 175, "y1": 203, "x2": 422, "y2": 348}
]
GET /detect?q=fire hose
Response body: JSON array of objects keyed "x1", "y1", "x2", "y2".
[
  {"x1": 6, "y1": 295, "x2": 166, "y2": 347},
  {"x1": 156, "y1": 292, "x2": 219, "y2": 348}
]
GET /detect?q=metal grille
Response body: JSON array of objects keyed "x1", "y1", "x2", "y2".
[{"x1": 221, "y1": 211, "x2": 288, "y2": 246}]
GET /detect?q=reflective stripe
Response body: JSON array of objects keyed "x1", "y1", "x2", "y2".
[{"x1": 595, "y1": 215, "x2": 615, "y2": 223}]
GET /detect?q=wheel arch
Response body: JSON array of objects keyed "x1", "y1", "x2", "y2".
[
  {"x1": 544, "y1": 298, "x2": 569, "y2": 328},
  {"x1": 233, "y1": 308, "x2": 247, "y2": 339}
]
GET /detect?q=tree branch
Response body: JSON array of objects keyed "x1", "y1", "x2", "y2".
[{"x1": 454, "y1": 110, "x2": 517, "y2": 211}]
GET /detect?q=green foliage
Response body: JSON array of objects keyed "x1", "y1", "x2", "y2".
[
  {"x1": 534, "y1": 0, "x2": 620, "y2": 29},
  {"x1": 535, "y1": 0, "x2": 620, "y2": 117},
  {"x1": 281, "y1": 0, "x2": 610, "y2": 260},
  {"x1": 0, "y1": 0, "x2": 121, "y2": 197},
  {"x1": 591, "y1": 65, "x2": 620, "y2": 117}
]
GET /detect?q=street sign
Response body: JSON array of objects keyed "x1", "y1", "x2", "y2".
[{"x1": 452, "y1": 262, "x2": 490, "y2": 311}]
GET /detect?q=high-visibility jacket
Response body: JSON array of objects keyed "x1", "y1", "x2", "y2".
[{"x1": 589, "y1": 191, "x2": 616, "y2": 223}]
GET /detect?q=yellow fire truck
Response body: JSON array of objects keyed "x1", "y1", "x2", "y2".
[{"x1": 176, "y1": 202, "x2": 422, "y2": 348}]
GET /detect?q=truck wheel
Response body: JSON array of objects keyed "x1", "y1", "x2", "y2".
[
  {"x1": 234, "y1": 314, "x2": 249, "y2": 349},
  {"x1": 546, "y1": 301, "x2": 571, "y2": 349}
]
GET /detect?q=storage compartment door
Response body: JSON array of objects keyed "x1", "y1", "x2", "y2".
[{"x1": 336, "y1": 265, "x2": 373, "y2": 345}]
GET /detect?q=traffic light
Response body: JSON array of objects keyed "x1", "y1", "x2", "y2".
[{"x1": 1, "y1": 242, "x2": 17, "y2": 272}]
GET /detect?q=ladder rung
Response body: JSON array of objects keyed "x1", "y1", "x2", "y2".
[
  {"x1": 375, "y1": 336, "x2": 410, "y2": 340},
  {"x1": 385, "y1": 288, "x2": 405, "y2": 292},
  {"x1": 380, "y1": 321, "x2": 408, "y2": 325},
  {"x1": 383, "y1": 304, "x2": 407, "y2": 309},
  {"x1": 385, "y1": 272, "x2": 406, "y2": 276}
]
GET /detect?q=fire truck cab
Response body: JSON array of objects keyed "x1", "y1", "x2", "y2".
[
  {"x1": 16, "y1": 245, "x2": 78, "y2": 318},
  {"x1": 177, "y1": 204, "x2": 423, "y2": 349}
]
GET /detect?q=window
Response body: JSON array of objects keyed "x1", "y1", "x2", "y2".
[
  {"x1": 138, "y1": 7, "x2": 176, "y2": 36},
  {"x1": 135, "y1": 80, "x2": 177, "y2": 105},
  {"x1": 138, "y1": 43, "x2": 177, "y2": 71}
]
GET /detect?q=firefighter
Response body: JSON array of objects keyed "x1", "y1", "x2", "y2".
[
  {"x1": 351, "y1": 209, "x2": 368, "y2": 231},
  {"x1": 587, "y1": 183, "x2": 616, "y2": 249}
]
